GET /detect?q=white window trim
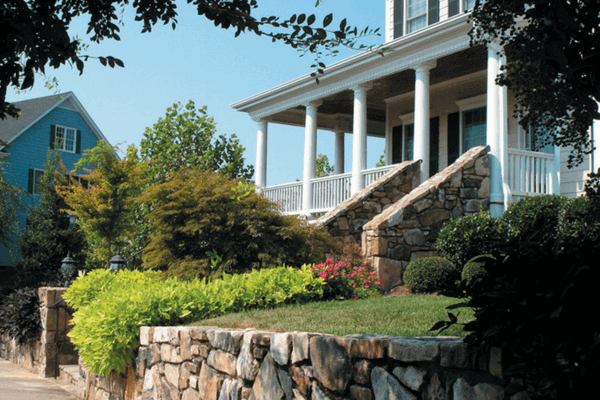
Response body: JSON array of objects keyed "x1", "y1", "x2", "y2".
[
  {"x1": 456, "y1": 94, "x2": 486, "y2": 154},
  {"x1": 54, "y1": 125, "x2": 77, "y2": 154}
]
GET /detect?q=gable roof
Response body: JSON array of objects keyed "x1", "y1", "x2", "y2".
[{"x1": 0, "y1": 92, "x2": 109, "y2": 151}]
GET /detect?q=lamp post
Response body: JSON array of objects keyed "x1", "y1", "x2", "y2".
[
  {"x1": 109, "y1": 249, "x2": 126, "y2": 272},
  {"x1": 61, "y1": 252, "x2": 77, "y2": 280}
]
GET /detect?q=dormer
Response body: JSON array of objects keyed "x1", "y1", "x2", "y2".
[{"x1": 385, "y1": 0, "x2": 475, "y2": 42}]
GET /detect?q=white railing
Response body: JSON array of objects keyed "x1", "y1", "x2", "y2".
[
  {"x1": 311, "y1": 173, "x2": 352, "y2": 213},
  {"x1": 262, "y1": 181, "x2": 303, "y2": 215},
  {"x1": 507, "y1": 149, "x2": 557, "y2": 197},
  {"x1": 362, "y1": 165, "x2": 396, "y2": 186}
]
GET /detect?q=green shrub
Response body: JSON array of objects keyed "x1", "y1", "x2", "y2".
[
  {"x1": 404, "y1": 257, "x2": 459, "y2": 294},
  {"x1": 557, "y1": 196, "x2": 600, "y2": 246},
  {"x1": 64, "y1": 266, "x2": 323, "y2": 377},
  {"x1": 310, "y1": 259, "x2": 381, "y2": 300},
  {"x1": 461, "y1": 254, "x2": 494, "y2": 289},
  {"x1": 503, "y1": 194, "x2": 569, "y2": 247},
  {"x1": 140, "y1": 170, "x2": 338, "y2": 280},
  {"x1": 436, "y1": 210, "x2": 510, "y2": 269}
]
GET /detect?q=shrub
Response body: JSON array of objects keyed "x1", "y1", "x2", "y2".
[
  {"x1": 461, "y1": 254, "x2": 493, "y2": 290},
  {"x1": 64, "y1": 266, "x2": 323, "y2": 377},
  {"x1": 404, "y1": 257, "x2": 459, "y2": 294},
  {"x1": 0, "y1": 287, "x2": 41, "y2": 343},
  {"x1": 140, "y1": 170, "x2": 338, "y2": 280},
  {"x1": 436, "y1": 210, "x2": 510, "y2": 270},
  {"x1": 310, "y1": 259, "x2": 381, "y2": 300},
  {"x1": 502, "y1": 194, "x2": 569, "y2": 248},
  {"x1": 557, "y1": 196, "x2": 600, "y2": 247}
]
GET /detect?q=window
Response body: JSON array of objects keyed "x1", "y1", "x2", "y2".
[
  {"x1": 50, "y1": 125, "x2": 80, "y2": 154},
  {"x1": 519, "y1": 125, "x2": 554, "y2": 155},
  {"x1": 407, "y1": 0, "x2": 427, "y2": 33},
  {"x1": 463, "y1": 107, "x2": 487, "y2": 151},
  {"x1": 393, "y1": 0, "x2": 440, "y2": 38},
  {"x1": 27, "y1": 169, "x2": 44, "y2": 195}
]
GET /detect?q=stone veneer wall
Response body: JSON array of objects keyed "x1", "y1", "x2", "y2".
[
  {"x1": 82, "y1": 326, "x2": 516, "y2": 400},
  {"x1": 362, "y1": 146, "x2": 491, "y2": 290},
  {"x1": 0, "y1": 287, "x2": 77, "y2": 377},
  {"x1": 315, "y1": 161, "x2": 421, "y2": 245}
]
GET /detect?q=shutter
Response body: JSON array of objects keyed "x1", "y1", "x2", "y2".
[
  {"x1": 447, "y1": 112, "x2": 460, "y2": 165},
  {"x1": 448, "y1": 0, "x2": 460, "y2": 17},
  {"x1": 428, "y1": 0, "x2": 439, "y2": 25},
  {"x1": 76, "y1": 130, "x2": 82, "y2": 154},
  {"x1": 429, "y1": 117, "x2": 439, "y2": 175},
  {"x1": 28, "y1": 169, "x2": 34, "y2": 194},
  {"x1": 49, "y1": 125, "x2": 56, "y2": 149},
  {"x1": 392, "y1": 125, "x2": 403, "y2": 164},
  {"x1": 394, "y1": 0, "x2": 404, "y2": 39}
]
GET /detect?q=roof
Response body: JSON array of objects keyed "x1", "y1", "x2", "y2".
[{"x1": 0, "y1": 92, "x2": 110, "y2": 151}]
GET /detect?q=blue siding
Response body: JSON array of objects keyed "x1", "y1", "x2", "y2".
[{"x1": 0, "y1": 106, "x2": 103, "y2": 267}]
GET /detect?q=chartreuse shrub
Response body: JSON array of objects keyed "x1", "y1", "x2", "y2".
[
  {"x1": 404, "y1": 257, "x2": 459, "y2": 294},
  {"x1": 64, "y1": 266, "x2": 323, "y2": 377}
]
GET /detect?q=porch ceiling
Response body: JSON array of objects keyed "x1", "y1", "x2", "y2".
[{"x1": 268, "y1": 46, "x2": 487, "y2": 135}]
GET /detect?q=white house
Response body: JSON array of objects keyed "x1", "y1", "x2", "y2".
[{"x1": 232, "y1": 0, "x2": 600, "y2": 218}]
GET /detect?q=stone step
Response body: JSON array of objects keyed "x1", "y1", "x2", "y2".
[{"x1": 58, "y1": 364, "x2": 86, "y2": 399}]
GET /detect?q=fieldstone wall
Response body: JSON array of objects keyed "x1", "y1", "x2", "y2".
[
  {"x1": 82, "y1": 326, "x2": 516, "y2": 400},
  {"x1": 0, "y1": 287, "x2": 77, "y2": 377},
  {"x1": 362, "y1": 146, "x2": 491, "y2": 290},
  {"x1": 315, "y1": 161, "x2": 421, "y2": 245}
]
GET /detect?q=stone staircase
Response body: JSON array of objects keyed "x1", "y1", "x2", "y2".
[{"x1": 58, "y1": 364, "x2": 86, "y2": 399}]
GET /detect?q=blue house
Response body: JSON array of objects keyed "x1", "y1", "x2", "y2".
[{"x1": 0, "y1": 92, "x2": 111, "y2": 268}]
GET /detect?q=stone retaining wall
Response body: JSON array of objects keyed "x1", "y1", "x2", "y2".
[
  {"x1": 0, "y1": 287, "x2": 77, "y2": 377},
  {"x1": 82, "y1": 326, "x2": 517, "y2": 400},
  {"x1": 315, "y1": 161, "x2": 421, "y2": 245},
  {"x1": 362, "y1": 146, "x2": 491, "y2": 290}
]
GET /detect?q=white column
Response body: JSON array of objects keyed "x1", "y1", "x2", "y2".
[
  {"x1": 385, "y1": 101, "x2": 392, "y2": 165},
  {"x1": 413, "y1": 61, "x2": 436, "y2": 183},
  {"x1": 334, "y1": 129, "x2": 345, "y2": 175},
  {"x1": 302, "y1": 100, "x2": 322, "y2": 216},
  {"x1": 487, "y1": 42, "x2": 507, "y2": 217},
  {"x1": 254, "y1": 118, "x2": 268, "y2": 191},
  {"x1": 351, "y1": 83, "x2": 373, "y2": 195}
]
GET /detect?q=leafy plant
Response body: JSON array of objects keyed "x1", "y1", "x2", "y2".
[
  {"x1": 64, "y1": 266, "x2": 323, "y2": 377},
  {"x1": 0, "y1": 287, "x2": 41, "y2": 344},
  {"x1": 460, "y1": 254, "x2": 493, "y2": 290},
  {"x1": 140, "y1": 169, "x2": 338, "y2": 280},
  {"x1": 436, "y1": 210, "x2": 510, "y2": 270},
  {"x1": 403, "y1": 257, "x2": 459, "y2": 294}
]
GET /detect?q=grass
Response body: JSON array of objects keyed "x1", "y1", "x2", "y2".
[{"x1": 189, "y1": 294, "x2": 473, "y2": 337}]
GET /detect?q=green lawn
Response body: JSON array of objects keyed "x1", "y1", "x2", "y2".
[{"x1": 190, "y1": 295, "x2": 472, "y2": 337}]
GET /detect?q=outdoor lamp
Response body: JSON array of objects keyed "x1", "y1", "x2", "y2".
[
  {"x1": 109, "y1": 249, "x2": 126, "y2": 272},
  {"x1": 61, "y1": 252, "x2": 76, "y2": 279}
]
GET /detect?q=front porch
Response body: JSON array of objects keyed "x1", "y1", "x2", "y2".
[{"x1": 263, "y1": 148, "x2": 559, "y2": 216}]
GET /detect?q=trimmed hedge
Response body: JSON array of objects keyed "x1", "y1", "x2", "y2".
[{"x1": 404, "y1": 257, "x2": 459, "y2": 294}]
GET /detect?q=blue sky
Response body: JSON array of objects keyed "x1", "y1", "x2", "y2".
[{"x1": 7, "y1": 1, "x2": 387, "y2": 186}]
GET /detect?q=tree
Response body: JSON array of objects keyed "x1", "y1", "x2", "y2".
[
  {"x1": 470, "y1": 0, "x2": 600, "y2": 166},
  {"x1": 315, "y1": 153, "x2": 334, "y2": 177},
  {"x1": 140, "y1": 169, "x2": 337, "y2": 280},
  {"x1": 140, "y1": 100, "x2": 253, "y2": 183},
  {"x1": 15, "y1": 151, "x2": 87, "y2": 287},
  {"x1": 1, "y1": 0, "x2": 379, "y2": 120},
  {"x1": 56, "y1": 141, "x2": 145, "y2": 268},
  {"x1": 0, "y1": 162, "x2": 26, "y2": 248}
]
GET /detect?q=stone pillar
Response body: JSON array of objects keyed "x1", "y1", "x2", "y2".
[
  {"x1": 351, "y1": 83, "x2": 373, "y2": 195},
  {"x1": 413, "y1": 61, "x2": 436, "y2": 183},
  {"x1": 255, "y1": 119, "x2": 268, "y2": 191},
  {"x1": 302, "y1": 100, "x2": 322, "y2": 216},
  {"x1": 334, "y1": 130, "x2": 345, "y2": 175},
  {"x1": 487, "y1": 43, "x2": 506, "y2": 217}
]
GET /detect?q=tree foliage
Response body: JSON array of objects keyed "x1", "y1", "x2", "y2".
[
  {"x1": 1, "y1": 0, "x2": 379, "y2": 120},
  {"x1": 140, "y1": 169, "x2": 337, "y2": 280},
  {"x1": 56, "y1": 141, "x2": 145, "y2": 267},
  {"x1": 315, "y1": 153, "x2": 334, "y2": 177},
  {"x1": 0, "y1": 162, "x2": 26, "y2": 247},
  {"x1": 470, "y1": 0, "x2": 600, "y2": 166},
  {"x1": 15, "y1": 151, "x2": 87, "y2": 287},
  {"x1": 140, "y1": 100, "x2": 253, "y2": 183}
]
